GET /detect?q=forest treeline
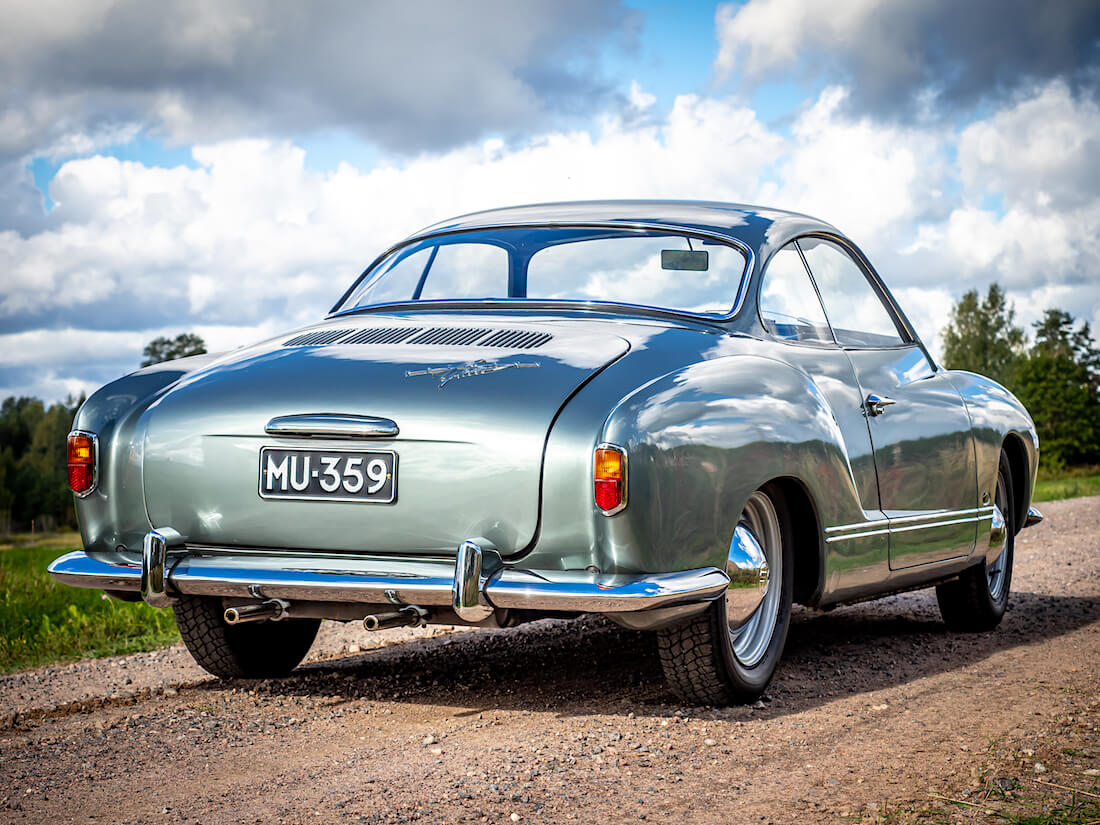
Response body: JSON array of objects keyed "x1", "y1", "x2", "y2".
[{"x1": 0, "y1": 333, "x2": 205, "y2": 535}]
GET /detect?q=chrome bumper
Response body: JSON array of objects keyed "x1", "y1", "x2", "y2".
[{"x1": 48, "y1": 533, "x2": 730, "y2": 619}]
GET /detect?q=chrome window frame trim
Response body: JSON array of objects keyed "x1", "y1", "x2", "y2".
[
  {"x1": 67, "y1": 429, "x2": 99, "y2": 499},
  {"x1": 328, "y1": 221, "x2": 757, "y2": 325}
]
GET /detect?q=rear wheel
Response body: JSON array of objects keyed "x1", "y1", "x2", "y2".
[
  {"x1": 936, "y1": 449, "x2": 1015, "y2": 631},
  {"x1": 657, "y1": 485, "x2": 794, "y2": 705},
  {"x1": 173, "y1": 595, "x2": 320, "y2": 679}
]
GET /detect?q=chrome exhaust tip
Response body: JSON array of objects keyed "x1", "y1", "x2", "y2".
[
  {"x1": 224, "y1": 598, "x2": 290, "y2": 625},
  {"x1": 363, "y1": 605, "x2": 428, "y2": 631}
]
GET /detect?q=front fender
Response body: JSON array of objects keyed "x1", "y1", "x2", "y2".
[{"x1": 598, "y1": 355, "x2": 861, "y2": 575}]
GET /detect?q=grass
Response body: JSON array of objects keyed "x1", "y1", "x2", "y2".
[
  {"x1": 1034, "y1": 464, "x2": 1100, "y2": 503},
  {"x1": 0, "y1": 531, "x2": 179, "y2": 673}
]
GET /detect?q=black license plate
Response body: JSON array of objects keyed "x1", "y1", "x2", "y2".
[{"x1": 259, "y1": 447, "x2": 396, "y2": 503}]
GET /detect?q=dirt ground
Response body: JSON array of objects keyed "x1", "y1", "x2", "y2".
[{"x1": 1, "y1": 497, "x2": 1097, "y2": 825}]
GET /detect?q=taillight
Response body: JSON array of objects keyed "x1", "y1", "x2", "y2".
[
  {"x1": 67, "y1": 431, "x2": 96, "y2": 496},
  {"x1": 594, "y1": 444, "x2": 627, "y2": 514}
]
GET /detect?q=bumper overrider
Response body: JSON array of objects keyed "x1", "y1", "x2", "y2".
[{"x1": 48, "y1": 529, "x2": 749, "y2": 625}]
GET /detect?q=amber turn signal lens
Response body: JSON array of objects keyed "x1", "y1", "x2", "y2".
[
  {"x1": 594, "y1": 446, "x2": 626, "y2": 512},
  {"x1": 67, "y1": 433, "x2": 96, "y2": 495}
]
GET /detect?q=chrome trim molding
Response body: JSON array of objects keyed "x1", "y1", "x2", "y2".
[
  {"x1": 453, "y1": 540, "x2": 494, "y2": 622},
  {"x1": 67, "y1": 429, "x2": 99, "y2": 498},
  {"x1": 405, "y1": 359, "x2": 540, "y2": 389},
  {"x1": 825, "y1": 507, "x2": 996, "y2": 543},
  {"x1": 141, "y1": 528, "x2": 183, "y2": 607},
  {"x1": 1023, "y1": 506, "x2": 1044, "y2": 528},
  {"x1": 725, "y1": 522, "x2": 769, "y2": 626},
  {"x1": 595, "y1": 442, "x2": 628, "y2": 517},
  {"x1": 47, "y1": 548, "x2": 730, "y2": 615},
  {"x1": 265, "y1": 414, "x2": 399, "y2": 439}
]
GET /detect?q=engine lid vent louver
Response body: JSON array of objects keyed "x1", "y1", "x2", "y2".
[
  {"x1": 283, "y1": 329, "x2": 357, "y2": 347},
  {"x1": 407, "y1": 327, "x2": 493, "y2": 346},
  {"x1": 340, "y1": 327, "x2": 423, "y2": 345},
  {"x1": 282, "y1": 327, "x2": 554, "y2": 349},
  {"x1": 480, "y1": 329, "x2": 553, "y2": 349}
]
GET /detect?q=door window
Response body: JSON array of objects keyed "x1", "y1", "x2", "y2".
[
  {"x1": 758, "y1": 242, "x2": 833, "y2": 345},
  {"x1": 798, "y1": 238, "x2": 906, "y2": 348}
]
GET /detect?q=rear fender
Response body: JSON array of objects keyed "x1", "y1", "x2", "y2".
[
  {"x1": 598, "y1": 355, "x2": 863, "y2": 577},
  {"x1": 73, "y1": 353, "x2": 222, "y2": 558}
]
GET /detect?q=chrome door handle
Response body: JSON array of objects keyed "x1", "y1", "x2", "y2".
[{"x1": 864, "y1": 393, "x2": 896, "y2": 417}]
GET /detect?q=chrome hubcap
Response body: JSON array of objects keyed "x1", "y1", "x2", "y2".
[
  {"x1": 729, "y1": 491, "x2": 782, "y2": 668},
  {"x1": 987, "y1": 478, "x2": 1009, "y2": 600}
]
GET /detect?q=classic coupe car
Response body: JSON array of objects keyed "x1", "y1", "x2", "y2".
[{"x1": 50, "y1": 200, "x2": 1042, "y2": 704}]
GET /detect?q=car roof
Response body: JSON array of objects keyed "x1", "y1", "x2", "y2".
[{"x1": 410, "y1": 199, "x2": 841, "y2": 261}]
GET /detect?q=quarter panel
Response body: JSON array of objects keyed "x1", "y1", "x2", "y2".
[
  {"x1": 598, "y1": 350, "x2": 870, "y2": 584},
  {"x1": 72, "y1": 354, "x2": 221, "y2": 559}
]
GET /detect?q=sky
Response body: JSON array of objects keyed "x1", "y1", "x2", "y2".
[{"x1": 1, "y1": 0, "x2": 1099, "y2": 403}]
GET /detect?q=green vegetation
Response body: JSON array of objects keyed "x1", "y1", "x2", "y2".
[
  {"x1": 1034, "y1": 465, "x2": 1100, "y2": 503},
  {"x1": 140, "y1": 332, "x2": 207, "y2": 367},
  {"x1": 0, "y1": 333, "x2": 206, "y2": 538},
  {"x1": 0, "y1": 532, "x2": 178, "y2": 673},
  {"x1": 0, "y1": 395, "x2": 83, "y2": 536},
  {"x1": 943, "y1": 287, "x2": 1100, "y2": 472}
]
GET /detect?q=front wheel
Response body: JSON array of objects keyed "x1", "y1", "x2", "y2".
[
  {"x1": 936, "y1": 449, "x2": 1015, "y2": 631},
  {"x1": 174, "y1": 595, "x2": 321, "y2": 679},
  {"x1": 657, "y1": 486, "x2": 794, "y2": 705}
]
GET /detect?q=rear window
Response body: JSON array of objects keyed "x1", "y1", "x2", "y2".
[{"x1": 336, "y1": 226, "x2": 750, "y2": 318}]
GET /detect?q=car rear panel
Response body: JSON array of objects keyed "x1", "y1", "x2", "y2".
[{"x1": 140, "y1": 319, "x2": 628, "y2": 556}]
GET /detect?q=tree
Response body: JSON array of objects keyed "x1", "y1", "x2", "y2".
[
  {"x1": 141, "y1": 333, "x2": 207, "y2": 367},
  {"x1": 1013, "y1": 310, "x2": 1100, "y2": 469},
  {"x1": 941, "y1": 284, "x2": 1025, "y2": 386}
]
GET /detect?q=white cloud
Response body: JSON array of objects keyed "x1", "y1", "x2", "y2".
[
  {"x1": 2, "y1": 80, "x2": 1098, "y2": 399},
  {"x1": 628, "y1": 81, "x2": 657, "y2": 112},
  {"x1": 713, "y1": 0, "x2": 1100, "y2": 118}
]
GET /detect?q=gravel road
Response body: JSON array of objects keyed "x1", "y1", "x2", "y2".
[{"x1": 2, "y1": 497, "x2": 1097, "y2": 824}]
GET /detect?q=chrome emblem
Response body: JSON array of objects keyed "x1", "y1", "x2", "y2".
[{"x1": 405, "y1": 359, "x2": 541, "y2": 388}]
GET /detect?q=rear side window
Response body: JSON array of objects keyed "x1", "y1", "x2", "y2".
[
  {"x1": 418, "y1": 243, "x2": 509, "y2": 300},
  {"x1": 797, "y1": 238, "x2": 906, "y2": 348},
  {"x1": 758, "y1": 243, "x2": 833, "y2": 345}
]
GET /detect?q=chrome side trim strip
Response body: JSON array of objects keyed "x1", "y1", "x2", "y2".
[
  {"x1": 265, "y1": 414, "x2": 399, "y2": 439},
  {"x1": 826, "y1": 506, "x2": 994, "y2": 535},
  {"x1": 47, "y1": 550, "x2": 730, "y2": 615},
  {"x1": 827, "y1": 517, "x2": 998, "y2": 543},
  {"x1": 824, "y1": 529, "x2": 891, "y2": 543}
]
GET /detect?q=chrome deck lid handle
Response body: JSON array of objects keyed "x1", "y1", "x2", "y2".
[{"x1": 265, "y1": 414, "x2": 399, "y2": 439}]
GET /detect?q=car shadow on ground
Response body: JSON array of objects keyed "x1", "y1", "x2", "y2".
[{"x1": 214, "y1": 589, "x2": 1099, "y2": 720}]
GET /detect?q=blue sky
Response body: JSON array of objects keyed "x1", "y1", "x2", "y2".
[{"x1": 2, "y1": 0, "x2": 1098, "y2": 402}]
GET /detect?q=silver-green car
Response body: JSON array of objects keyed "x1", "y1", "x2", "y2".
[{"x1": 50, "y1": 200, "x2": 1042, "y2": 705}]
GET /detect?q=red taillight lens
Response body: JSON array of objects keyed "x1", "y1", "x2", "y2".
[
  {"x1": 67, "y1": 433, "x2": 96, "y2": 495},
  {"x1": 594, "y1": 445, "x2": 626, "y2": 513}
]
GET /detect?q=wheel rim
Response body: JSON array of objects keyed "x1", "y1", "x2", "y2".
[
  {"x1": 730, "y1": 491, "x2": 782, "y2": 667},
  {"x1": 987, "y1": 473, "x2": 1009, "y2": 601}
]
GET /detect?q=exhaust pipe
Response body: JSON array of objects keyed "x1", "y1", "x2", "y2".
[
  {"x1": 224, "y1": 598, "x2": 290, "y2": 625},
  {"x1": 363, "y1": 605, "x2": 428, "y2": 631}
]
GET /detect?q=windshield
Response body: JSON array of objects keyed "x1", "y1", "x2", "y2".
[{"x1": 334, "y1": 226, "x2": 750, "y2": 318}]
